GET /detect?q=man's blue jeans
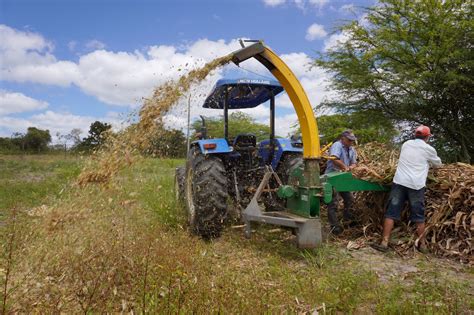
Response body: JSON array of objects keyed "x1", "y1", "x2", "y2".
[{"x1": 385, "y1": 183, "x2": 425, "y2": 223}]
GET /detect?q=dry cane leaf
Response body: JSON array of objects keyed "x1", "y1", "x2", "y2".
[{"x1": 352, "y1": 143, "x2": 473, "y2": 263}]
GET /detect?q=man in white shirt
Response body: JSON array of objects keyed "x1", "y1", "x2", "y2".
[{"x1": 372, "y1": 125, "x2": 442, "y2": 253}]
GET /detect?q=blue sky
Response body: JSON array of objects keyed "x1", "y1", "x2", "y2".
[{"x1": 0, "y1": 0, "x2": 374, "y2": 141}]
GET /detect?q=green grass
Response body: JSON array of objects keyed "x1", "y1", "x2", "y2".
[
  {"x1": 1, "y1": 155, "x2": 472, "y2": 313},
  {"x1": 0, "y1": 155, "x2": 81, "y2": 210},
  {"x1": 0, "y1": 155, "x2": 82, "y2": 228}
]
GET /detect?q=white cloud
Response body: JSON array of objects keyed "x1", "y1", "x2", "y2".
[
  {"x1": 0, "y1": 91, "x2": 49, "y2": 115},
  {"x1": 0, "y1": 25, "x2": 80, "y2": 87},
  {"x1": 358, "y1": 13, "x2": 370, "y2": 27},
  {"x1": 275, "y1": 52, "x2": 334, "y2": 111},
  {"x1": 85, "y1": 39, "x2": 106, "y2": 50},
  {"x1": 0, "y1": 24, "x2": 338, "y2": 139},
  {"x1": 237, "y1": 105, "x2": 271, "y2": 120},
  {"x1": 73, "y1": 39, "x2": 244, "y2": 107},
  {"x1": 308, "y1": 0, "x2": 328, "y2": 8},
  {"x1": 9, "y1": 61, "x2": 81, "y2": 87},
  {"x1": 262, "y1": 113, "x2": 299, "y2": 137},
  {"x1": 305, "y1": 23, "x2": 327, "y2": 41},
  {"x1": 340, "y1": 3, "x2": 355, "y2": 13},
  {"x1": 29, "y1": 111, "x2": 98, "y2": 135},
  {"x1": 323, "y1": 31, "x2": 350, "y2": 51},
  {"x1": 0, "y1": 110, "x2": 123, "y2": 142},
  {"x1": 0, "y1": 116, "x2": 30, "y2": 135},
  {"x1": 0, "y1": 25, "x2": 246, "y2": 107},
  {"x1": 323, "y1": 13, "x2": 368, "y2": 52},
  {"x1": 262, "y1": 0, "x2": 327, "y2": 10},
  {"x1": 281, "y1": 52, "x2": 313, "y2": 78},
  {"x1": 263, "y1": 0, "x2": 286, "y2": 6},
  {"x1": 292, "y1": 0, "x2": 305, "y2": 10},
  {"x1": 0, "y1": 24, "x2": 53, "y2": 53}
]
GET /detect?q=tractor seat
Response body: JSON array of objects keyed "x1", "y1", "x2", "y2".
[{"x1": 233, "y1": 133, "x2": 257, "y2": 150}]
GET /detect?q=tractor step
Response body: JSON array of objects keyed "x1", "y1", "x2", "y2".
[
  {"x1": 242, "y1": 166, "x2": 322, "y2": 248},
  {"x1": 246, "y1": 210, "x2": 308, "y2": 226},
  {"x1": 242, "y1": 197, "x2": 322, "y2": 248}
]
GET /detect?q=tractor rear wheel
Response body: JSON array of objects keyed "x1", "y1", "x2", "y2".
[
  {"x1": 174, "y1": 166, "x2": 186, "y2": 201},
  {"x1": 185, "y1": 147, "x2": 228, "y2": 239}
]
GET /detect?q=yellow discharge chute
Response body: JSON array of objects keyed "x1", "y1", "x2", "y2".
[{"x1": 231, "y1": 42, "x2": 321, "y2": 159}]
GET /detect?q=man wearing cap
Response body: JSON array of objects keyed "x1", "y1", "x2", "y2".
[
  {"x1": 372, "y1": 125, "x2": 442, "y2": 253},
  {"x1": 325, "y1": 130, "x2": 358, "y2": 235}
]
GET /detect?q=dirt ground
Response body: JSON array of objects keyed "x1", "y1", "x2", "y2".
[{"x1": 349, "y1": 246, "x2": 474, "y2": 285}]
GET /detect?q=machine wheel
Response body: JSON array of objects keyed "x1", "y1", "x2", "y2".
[
  {"x1": 174, "y1": 166, "x2": 186, "y2": 201},
  {"x1": 277, "y1": 153, "x2": 303, "y2": 185},
  {"x1": 185, "y1": 147, "x2": 228, "y2": 239}
]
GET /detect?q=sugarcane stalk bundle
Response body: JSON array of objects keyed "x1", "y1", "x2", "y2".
[{"x1": 351, "y1": 143, "x2": 473, "y2": 264}]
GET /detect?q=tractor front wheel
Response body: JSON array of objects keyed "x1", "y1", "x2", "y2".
[{"x1": 185, "y1": 147, "x2": 228, "y2": 239}]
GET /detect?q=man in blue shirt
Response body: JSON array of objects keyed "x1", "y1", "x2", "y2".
[{"x1": 325, "y1": 130, "x2": 358, "y2": 235}]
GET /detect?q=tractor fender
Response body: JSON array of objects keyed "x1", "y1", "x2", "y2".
[
  {"x1": 192, "y1": 139, "x2": 232, "y2": 155},
  {"x1": 259, "y1": 138, "x2": 302, "y2": 169}
]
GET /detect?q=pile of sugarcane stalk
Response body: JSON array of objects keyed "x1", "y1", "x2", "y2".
[{"x1": 351, "y1": 143, "x2": 473, "y2": 264}]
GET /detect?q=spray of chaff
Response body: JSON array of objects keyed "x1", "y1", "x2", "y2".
[{"x1": 77, "y1": 55, "x2": 232, "y2": 186}]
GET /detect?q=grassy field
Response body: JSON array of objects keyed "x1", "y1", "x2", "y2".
[{"x1": 1, "y1": 154, "x2": 473, "y2": 313}]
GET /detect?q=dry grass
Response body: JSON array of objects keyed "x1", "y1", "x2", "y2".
[{"x1": 1, "y1": 157, "x2": 472, "y2": 313}]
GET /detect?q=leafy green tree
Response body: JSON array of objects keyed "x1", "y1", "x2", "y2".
[
  {"x1": 145, "y1": 125, "x2": 187, "y2": 158},
  {"x1": 317, "y1": 109, "x2": 398, "y2": 145},
  {"x1": 77, "y1": 121, "x2": 112, "y2": 151},
  {"x1": 0, "y1": 137, "x2": 17, "y2": 152},
  {"x1": 315, "y1": 0, "x2": 473, "y2": 162},
  {"x1": 10, "y1": 132, "x2": 26, "y2": 151},
  {"x1": 191, "y1": 112, "x2": 271, "y2": 141},
  {"x1": 24, "y1": 127, "x2": 51, "y2": 152}
]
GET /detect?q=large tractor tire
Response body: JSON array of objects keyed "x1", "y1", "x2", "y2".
[
  {"x1": 174, "y1": 166, "x2": 186, "y2": 201},
  {"x1": 185, "y1": 147, "x2": 228, "y2": 239}
]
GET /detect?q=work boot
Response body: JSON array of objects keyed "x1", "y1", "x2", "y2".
[
  {"x1": 370, "y1": 242, "x2": 390, "y2": 253},
  {"x1": 342, "y1": 211, "x2": 360, "y2": 228},
  {"x1": 343, "y1": 210, "x2": 356, "y2": 221},
  {"x1": 330, "y1": 225, "x2": 343, "y2": 236}
]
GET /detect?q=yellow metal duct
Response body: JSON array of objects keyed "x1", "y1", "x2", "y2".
[{"x1": 232, "y1": 42, "x2": 321, "y2": 159}]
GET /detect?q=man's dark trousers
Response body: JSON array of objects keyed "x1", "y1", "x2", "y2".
[{"x1": 327, "y1": 191, "x2": 354, "y2": 227}]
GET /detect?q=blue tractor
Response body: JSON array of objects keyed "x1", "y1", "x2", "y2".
[{"x1": 177, "y1": 78, "x2": 304, "y2": 238}]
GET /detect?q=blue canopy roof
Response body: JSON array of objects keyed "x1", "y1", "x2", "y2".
[{"x1": 203, "y1": 78, "x2": 284, "y2": 109}]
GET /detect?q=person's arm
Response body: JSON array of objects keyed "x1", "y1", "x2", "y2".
[
  {"x1": 333, "y1": 159, "x2": 349, "y2": 171},
  {"x1": 349, "y1": 149, "x2": 357, "y2": 170},
  {"x1": 426, "y1": 146, "x2": 442, "y2": 168},
  {"x1": 329, "y1": 143, "x2": 349, "y2": 171}
]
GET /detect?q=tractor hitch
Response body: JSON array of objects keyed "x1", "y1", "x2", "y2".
[{"x1": 242, "y1": 166, "x2": 323, "y2": 248}]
